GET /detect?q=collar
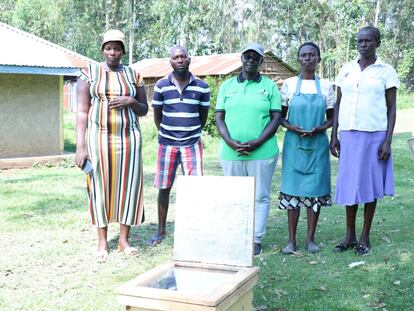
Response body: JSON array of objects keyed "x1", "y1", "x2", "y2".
[
  {"x1": 353, "y1": 56, "x2": 385, "y2": 67},
  {"x1": 168, "y1": 72, "x2": 195, "y2": 84},
  {"x1": 237, "y1": 72, "x2": 262, "y2": 83},
  {"x1": 101, "y1": 62, "x2": 124, "y2": 72}
]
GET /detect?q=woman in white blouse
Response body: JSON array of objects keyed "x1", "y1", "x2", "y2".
[
  {"x1": 330, "y1": 26, "x2": 399, "y2": 255},
  {"x1": 279, "y1": 42, "x2": 334, "y2": 254}
]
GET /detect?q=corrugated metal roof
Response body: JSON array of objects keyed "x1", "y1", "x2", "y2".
[
  {"x1": 132, "y1": 51, "x2": 296, "y2": 78},
  {"x1": 0, "y1": 22, "x2": 95, "y2": 69},
  {"x1": 0, "y1": 65, "x2": 81, "y2": 76}
]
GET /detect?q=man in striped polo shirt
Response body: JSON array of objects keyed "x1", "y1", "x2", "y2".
[{"x1": 147, "y1": 46, "x2": 210, "y2": 246}]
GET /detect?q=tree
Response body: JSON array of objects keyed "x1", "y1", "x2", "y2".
[
  {"x1": 11, "y1": 0, "x2": 68, "y2": 45},
  {"x1": 1, "y1": 0, "x2": 413, "y2": 89}
]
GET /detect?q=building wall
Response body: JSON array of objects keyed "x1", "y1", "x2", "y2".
[
  {"x1": 262, "y1": 57, "x2": 298, "y2": 85},
  {"x1": 0, "y1": 74, "x2": 63, "y2": 158},
  {"x1": 63, "y1": 80, "x2": 77, "y2": 112},
  {"x1": 142, "y1": 78, "x2": 157, "y2": 103}
]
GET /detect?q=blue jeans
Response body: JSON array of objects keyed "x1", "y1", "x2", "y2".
[{"x1": 220, "y1": 157, "x2": 278, "y2": 243}]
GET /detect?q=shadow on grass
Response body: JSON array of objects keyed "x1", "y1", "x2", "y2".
[
  {"x1": 1, "y1": 170, "x2": 80, "y2": 184},
  {"x1": 5, "y1": 193, "x2": 86, "y2": 224},
  {"x1": 107, "y1": 221, "x2": 175, "y2": 251}
]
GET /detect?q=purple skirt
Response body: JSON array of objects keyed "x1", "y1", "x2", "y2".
[{"x1": 334, "y1": 130, "x2": 394, "y2": 205}]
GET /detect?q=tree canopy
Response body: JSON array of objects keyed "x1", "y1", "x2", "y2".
[{"x1": 1, "y1": 0, "x2": 413, "y2": 88}]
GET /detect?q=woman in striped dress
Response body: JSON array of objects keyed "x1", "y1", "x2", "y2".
[{"x1": 75, "y1": 30, "x2": 148, "y2": 263}]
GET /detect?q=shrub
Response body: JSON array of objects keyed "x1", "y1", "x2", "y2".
[{"x1": 203, "y1": 75, "x2": 228, "y2": 138}]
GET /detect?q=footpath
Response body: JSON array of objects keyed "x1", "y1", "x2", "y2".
[{"x1": 394, "y1": 108, "x2": 414, "y2": 134}]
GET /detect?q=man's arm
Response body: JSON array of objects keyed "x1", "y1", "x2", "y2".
[
  {"x1": 154, "y1": 107, "x2": 162, "y2": 130},
  {"x1": 199, "y1": 109, "x2": 208, "y2": 129}
]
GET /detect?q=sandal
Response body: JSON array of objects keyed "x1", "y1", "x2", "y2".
[
  {"x1": 96, "y1": 250, "x2": 109, "y2": 263},
  {"x1": 282, "y1": 243, "x2": 297, "y2": 254},
  {"x1": 306, "y1": 241, "x2": 320, "y2": 253},
  {"x1": 146, "y1": 235, "x2": 165, "y2": 246},
  {"x1": 118, "y1": 246, "x2": 139, "y2": 258},
  {"x1": 333, "y1": 240, "x2": 357, "y2": 253},
  {"x1": 355, "y1": 244, "x2": 370, "y2": 255}
]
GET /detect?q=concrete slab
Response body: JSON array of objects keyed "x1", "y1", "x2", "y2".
[{"x1": 0, "y1": 152, "x2": 74, "y2": 169}]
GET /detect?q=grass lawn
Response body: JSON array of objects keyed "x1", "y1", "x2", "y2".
[
  {"x1": 1, "y1": 111, "x2": 413, "y2": 310},
  {"x1": 397, "y1": 92, "x2": 414, "y2": 110}
]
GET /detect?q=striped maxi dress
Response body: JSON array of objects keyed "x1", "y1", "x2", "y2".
[{"x1": 79, "y1": 63, "x2": 144, "y2": 227}]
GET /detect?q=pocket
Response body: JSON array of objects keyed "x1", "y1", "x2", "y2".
[{"x1": 293, "y1": 147, "x2": 317, "y2": 174}]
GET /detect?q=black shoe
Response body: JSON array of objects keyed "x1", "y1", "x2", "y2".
[
  {"x1": 355, "y1": 244, "x2": 370, "y2": 255},
  {"x1": 333, "y1": 240, "x2": 357, "y2": 253},
  {"x1": 254, "y1": 243, "x2": 262, "y2": 256}
]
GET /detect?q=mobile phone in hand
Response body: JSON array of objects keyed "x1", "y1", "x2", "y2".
[{"x1": 82, "y1": 159, "x2": 93, "y2": 175}]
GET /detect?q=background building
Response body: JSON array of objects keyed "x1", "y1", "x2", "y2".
[
  {"x1": 133, "y1": 51, "x2": 298, "y2": 101},
  {"x1": 0, "y1": 22, "x2": 94, "y2": 158}
]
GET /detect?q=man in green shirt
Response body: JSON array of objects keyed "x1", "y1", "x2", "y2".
[{"x1": 216, "y1": 43, "x2": 282, "y2": 256}]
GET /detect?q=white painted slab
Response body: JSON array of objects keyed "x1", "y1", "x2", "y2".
[{"x1": 173, "y1": 176, "x2": 255, "y2": 267}]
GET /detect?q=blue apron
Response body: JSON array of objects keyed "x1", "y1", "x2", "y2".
[{"x1": 280, "y1": 76, "x2": 331, "y2": 197}]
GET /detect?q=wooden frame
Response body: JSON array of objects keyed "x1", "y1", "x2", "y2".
[
  {"x1": 116, "y1": 176, "x2": 259, "y2": 311},
  {"x1": 117, "y1": 261, "x2": 259, "y2": 311}
]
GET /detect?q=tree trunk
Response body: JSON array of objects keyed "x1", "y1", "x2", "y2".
[
  {"x1": 128, "y1": 0, "x2": 135, "y2": 65},
  {"x1": 374, "y1": 0, "x2": 380, "y2": 26},
  {"x1": 105, "y1": 0, "x2": 110, "y2": 30},
  {"x1": 182, "y1": 0, "x2": 192, "y2": 48},
  {"x1": 105, "y1": 0, "x2": 119, "y2": 29}
]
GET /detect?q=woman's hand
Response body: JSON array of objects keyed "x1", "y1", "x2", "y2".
[
  {"x1": 378, "y1": 141, "x2": 391, "y2": 160},
  {"x1": 287, "y1": 124, "x2": 309, "y2": 136},
  {"x1": 225, "y1": 139, "x2": 251, "y2": 156},
  {"x1": 109, "y1": 96, "x2": 134, "y2": 109},
  {"x1": 235, "y1": 141, "x2": 255, "y2": 156},
  {"x1": 227, "y1": 139, "x2": 250, "y2": 156},
  {"x1": 75, "y1": 147, "x2": 89, "y2": 169},
  {"x1": 330, "y1": 136, "x2": 340, "y2": 158},
  {"x1": 245, "y1": 139, "x2": 260, "y2": 151},
  {"x1": 303, "y1": 126, "x2": 324, "y2": 137}
]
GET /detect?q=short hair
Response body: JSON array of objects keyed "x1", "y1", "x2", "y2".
[
  {"x1": 169, "y1": 46, "x2": 189, "y2": 58},
  {"x1": 297, "y1": 42, "x2": 321, "y2": 58},
  {"x1": 358, "y1": 26, "x2": 381, "y2": 43}
]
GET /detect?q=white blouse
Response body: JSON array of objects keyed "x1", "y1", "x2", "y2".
[
  {"x1": 281, "y1": 76, "x2": 335, "y2": 109},
  {"x1": 336, "y1": 57, "x2": 400, "y2": 131}
]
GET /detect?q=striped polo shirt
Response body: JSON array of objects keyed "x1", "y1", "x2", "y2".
[{"x1": 152, "y1": 72, "x2": 210, "y2": 146}]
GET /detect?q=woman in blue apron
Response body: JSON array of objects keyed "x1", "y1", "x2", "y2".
[{"x1": 279, "y1": 42, "x2": 334, "y2": 254}]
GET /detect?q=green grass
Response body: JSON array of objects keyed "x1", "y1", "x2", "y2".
[
  {"x1": 397, "y1": 92, "x2": 414, "y2": 109},
  {"x1": 1, "y1": 113, "x2": 413, "y2": 310},
  {"x1": 64, "y1": 111, "x2": 76, "y2": 153}
]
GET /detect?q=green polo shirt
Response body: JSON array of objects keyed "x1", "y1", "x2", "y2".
[{"x1": 216, "y1": 74, "x2": 281, "y2": 160}]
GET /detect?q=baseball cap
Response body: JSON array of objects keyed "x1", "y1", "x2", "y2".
[
  {"x1": 242, "y1": 43, "x2": 264, "y2": 56},
  {"x1": 101, "y1": 29, "x2": 126, "y2": 53}
]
